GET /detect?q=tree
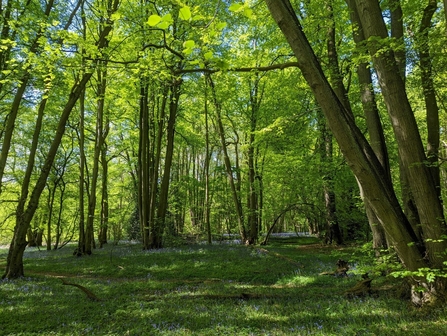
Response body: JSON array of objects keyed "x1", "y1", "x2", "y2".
[
  {"x1": 265, "y1": 0, "x2": 447, "y2": 305},
  {"x1": 3, "y1": 0, "x2": 120, "y2": 279}
]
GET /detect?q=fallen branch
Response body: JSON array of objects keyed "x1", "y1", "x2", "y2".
[
  {"x1": 344, "y1": 274, "x2": 373, "y2": 297},
  {"x1": 60, "y1": 278, "x2": 102, "y2": 302},
  {"x1": 319, "y1": 259, "x2": 349, "y2": 277}
]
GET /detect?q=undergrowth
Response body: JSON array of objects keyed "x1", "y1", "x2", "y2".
[{"x1": 1, "y1": 237, "x2": 446, "y2": 335}]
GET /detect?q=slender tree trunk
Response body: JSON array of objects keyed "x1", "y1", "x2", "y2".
[
  {"x1": 0, "y1": 0, "x2": 56, "y2": 192},
  {"x1": 346, "y1": 0, "x2": 389, "y2": 251},
  {"x1": 418, "y1": 0, "x2": 440, "y2": 195},
  {"x1": 151, "y1": 79, "x2": 182, "y2": 248},
  {"x1": 99, "y1": 119, "x2": 110, "y2": 247},
  {"x1": 138, "y1": 79, "x2": 150, "y2": 249},
  {"x1": 246, "y1": 75, "x2": 264, "y2": 244},
  {"x1": 207, "y1": 74, "x2": 247, "y2": 242},
  {"x1": 322, "y1": 0, "x2": 344, "y2": 245},
  {"x1": 147, "y1": 85, "x2": 168, "y2": 248},
  {"x1": 77, "y1": 88, "x2": 86, "y2": 255},
  {"x1": 54, "y1": 180, "x2": 66, "y2": 250},
  {"x1": 45, "y1": 182, "x2": 57, "y2": 251},
  {"x1": 85, "y1": 65, "x2": 108, "y2": 255},
  {"x1": 389, "y1": 0, "x2": 406, "y2": 81},
  {"x1": 204, "y1": 80, "x2": 212, "y2": 244},
  {"x1": 2, "y1": 0, "x2": 120, "y2": 278}
]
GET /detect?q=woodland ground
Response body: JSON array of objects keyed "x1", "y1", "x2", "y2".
[{"x1": 1, "y1": 236, "x2": 447, "y2": 335}]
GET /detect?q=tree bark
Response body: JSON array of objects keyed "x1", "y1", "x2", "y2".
[
  {"x1": 138, "y1": 79, "x2": 151, "y2": 249},
  {"x1": 246, "y1": 75, "x2": 263, "y2": 245},
  {"x1": 418, "y1": 0, "x2": 440, "y2": 195},
  {"x1": 346, "y1": 0, "x2": 389, "y2": 251},
  {"x1": 150, "y1": 79, "x2": 182, "y2": 248},
  {"x1": 389, "y1": 0, "x2": 406, "y2": 81},
  {"x1": 84, "y1": 65, "x2": 108, "y2": 255},
  {"x1": 264, "y1": 0, "x2": 425, "y2": 271},
  {"x1": 354, "y1": 0, "x2": 447, "y2": 268},
  {"x1": 204, "y1": 79, "x2": 212, "y2": 244},
  {"x1": 99, "y1": 119, "x2": 110, "y2": 247}
]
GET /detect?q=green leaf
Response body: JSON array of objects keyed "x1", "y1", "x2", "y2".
[
  {"x1": 148, "y1": 15, "x2": 161, "y2": 26},
  {"x1": 204, "y1": 51, "x2": 213, "y2": 60},
  {"x1": 162, "y1": 13, "x2": 173, "y2": 23},
  {"x1": 229, "y1": 3, "x2": 243, "y2": 12},
  {"x1": 243, "y1": 8, "x2": 253, "y2": 19},
  {"x1": 183, "y1": 40, "x2": 195, "y2": 49},
  {"x1": 158, "y1": 21, "x2": 170, "y2": 29},
  {"x1": 216, "y1": 22, "x2": 227, "y2": 30},
  {"x1": 179, "y1": 6, "x2": 191, "y2": 21}
]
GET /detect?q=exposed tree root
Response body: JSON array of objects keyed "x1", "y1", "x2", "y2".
[{"x1": 60, "y1": 278, "x2": 102, "y2": 302}]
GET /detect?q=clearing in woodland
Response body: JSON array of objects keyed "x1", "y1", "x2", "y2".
[{"x1": 1, "y1": 237, "x2": 446, "y2": 335}]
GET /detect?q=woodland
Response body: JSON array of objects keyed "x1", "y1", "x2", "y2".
[{"x1": 1, "y1": 0, "x2": 447, "y2": 310}]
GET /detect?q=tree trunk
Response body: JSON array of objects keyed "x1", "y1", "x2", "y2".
[
  {"x1": 77, "y1": 87, "x2": 86, "y2": 255},
  {"x1": 354, "y1": 0, "x2": 447, "y2": 268},
  {"x1": 264, "y1": 0, "x2": 422, "y2": 271},
  {"x1": 265, "y1": 0, "x2": 447, "y2": 305},
  {"x1": 99, "y1": 119, "x2": 110, "y2": 248},
  {"x1": 207, "y1": 74, "x2": 247, "y2": 242},
  {"x1": 346, "y1": 0, "x2": 389, "y2": 251},
  {"x1": 389, "y1": 0, "x2": 406, "y2": 82},
  {"x1": 85, "y1": 65, "x2": 108, "y2": 255},
  {"x1": 0, "y1": 0, "x2": 56, "y2": 193},
  {"x1": 322, "y1": 0, "x2": 345, "y2": 245},
  {"x1": 150, "y1": 79, "x2": 182, "y2": 249},
  {"x1": 138, "y1": 79, "x2": 151, "y2": 249},
  {"x1": 246, "y1": 75, "x2": 263, "y2": 245},
  {"x1": 2, "y1": 0, "x2": 120, "y2": 279},
  {"x1": 418, "y1": 0, "x2": 440, "y2": 194},
  {"x1": 204, "y1": 79, "x2": 212, "y2": 244}
]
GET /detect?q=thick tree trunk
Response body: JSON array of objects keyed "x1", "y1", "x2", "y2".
[
  {"x1": 354, "y1": 0, "x2": 447, "y2": 268},
  {"x1": 264, "y1": 0, "x2": 425, "y2": 273},
  {"x1": 265, "y1": 0, "x2": 447, "y2": 305}
]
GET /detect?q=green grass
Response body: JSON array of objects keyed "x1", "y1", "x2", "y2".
[{"x1": 1, "y1": 237, "x2": 446, "y2": 335}]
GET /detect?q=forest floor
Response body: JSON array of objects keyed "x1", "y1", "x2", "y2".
[{"x1": 1, "y1": 236, "x2": 447, "y2": 335}]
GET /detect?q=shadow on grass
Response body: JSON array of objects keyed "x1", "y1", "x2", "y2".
[{"x1": 1, "y1": 241, "x2": 446, "y2": 335}]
